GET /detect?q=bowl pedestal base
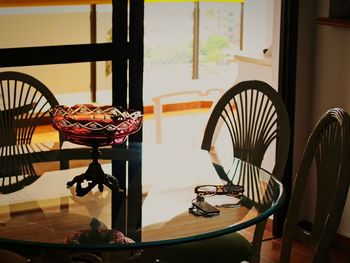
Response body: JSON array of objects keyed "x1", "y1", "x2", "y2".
[{"x1": 67, "y1": 147, "x2": 123, "y2": 197}]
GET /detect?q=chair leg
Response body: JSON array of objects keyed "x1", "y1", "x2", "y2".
[
  {"x1": 249, "y1": 219, "x2": 267, "y2": 263},
  {"x1": 279, "y1": 236, "x2": 293, "y2": 263}
]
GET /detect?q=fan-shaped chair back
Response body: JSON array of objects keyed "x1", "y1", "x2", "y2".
[
  {"x1": 0, "y1": 71, "x2": 62, "y2": 194},
  {"x1": 0, "y1": 71, "x2": 59, "y2": 146},
  {"x1": 200, "y1": 80, "x2": 290, "y2": 262},
  {"x1": 202, "y1": 80, "x2": 290, "y2": 181},
  {"x1": 280, "y1": 108, "x2": 350, "y2": 263}
]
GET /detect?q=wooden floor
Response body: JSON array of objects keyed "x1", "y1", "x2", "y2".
[
  {"x1": 32, "y1": 113, "x2": 350, "y2": 263},
  {"x1": 240, "y1": 220, "x2": 350, "y2": 263}
]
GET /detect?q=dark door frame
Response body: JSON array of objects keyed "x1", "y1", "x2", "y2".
[{"x1": 274, "y1": 0, "x2": 299, "y2": 237}]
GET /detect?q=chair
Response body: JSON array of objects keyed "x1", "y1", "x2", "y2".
[
  {"x1": 280, "y1": 108, "x2": 350, "y2": 263},
  {"x1": 202, "y1": 80, "x2": 290, "y2": 176},
  {"x1": 0, "y1": 72, "x2": 99, "y2": 263},
  {"x1": 142, "y1": 80, "x2": 290, "y2": 263},
  {"x1": 0, "y1": 71, "x2": 64, "y2": 194},
  {"x1": 0, "y1": 71, "x2": 62, "y2": 146}
]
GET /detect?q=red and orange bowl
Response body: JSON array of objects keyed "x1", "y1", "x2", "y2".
[{"x1": 50, "y1": 104, "x2": 143, "y2": 147}]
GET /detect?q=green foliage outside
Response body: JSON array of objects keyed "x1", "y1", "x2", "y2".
[
  {"x1": 200, "y1": 35, "x2": 232, "y2": 63},
  {"x1": 144, "y1": 35, "x2": 232, "y2": 65}
]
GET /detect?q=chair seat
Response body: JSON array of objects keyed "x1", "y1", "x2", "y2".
[
  {"x1": 143, "y1": 232, "x2": 251, "y2": 263},
  {"x1": 0, "y1": 249, "x2": 28, "y2": 263}
]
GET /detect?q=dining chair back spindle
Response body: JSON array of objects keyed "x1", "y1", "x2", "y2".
[
  {"x1": 149, "y1": 80, "x2": 290, "y2": 263},
  {"x1": 280, "y1": 108, "x2": 350, "y2": 263}
]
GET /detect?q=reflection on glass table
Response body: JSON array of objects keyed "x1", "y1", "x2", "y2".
[{"x1": 0, "y1": 141, "x2": 283, "y2": 262}]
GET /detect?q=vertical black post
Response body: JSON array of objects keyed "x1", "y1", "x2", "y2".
[
  {"x1": 128, "y1": 0, "x2": 144, "y2": 241},
  {"x1": 111, "y1": 158, "x2": 127, "y2": 233},
  {"x1": 129, "y1": 0, "x2": 144, "y2": 140},
  {"x1": 274, "y1": 0, "x2": 299, "y2": 237},
  {"x1": 126, "y1": 149, "x2": 143, "y2": 241},
  {"x1": 111, "y1": 0, "x2": 128, "y2": 233},
  {"x1": 112, "y1": 0, "x2": 128, "y2": 109},
  {"x1": 90, "y1": 4, "x2": 97, "y2": 103}
]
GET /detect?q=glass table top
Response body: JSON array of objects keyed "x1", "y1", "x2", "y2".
[{"x1": 0, "y1": 141, "x2": 283, "y2": 250}]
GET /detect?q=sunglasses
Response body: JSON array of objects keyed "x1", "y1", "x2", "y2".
[{"x1": 194, "y1": 184, "x2": 244, "y2": 197}]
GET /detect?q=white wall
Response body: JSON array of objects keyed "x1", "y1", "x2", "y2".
[
  {"x1": 295, "y1": 0, "x2": 350, "y2": 237},
  {"x1": 243, "y1": 0, "x2": 274, "y2": 53},
  {"x1": 234, "y1": 0, "x2": 278, "y2": 89}
]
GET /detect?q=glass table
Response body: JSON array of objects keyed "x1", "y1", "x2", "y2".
[{"x1": 0, "y1": 141, "x2": 283, "y2": 261}]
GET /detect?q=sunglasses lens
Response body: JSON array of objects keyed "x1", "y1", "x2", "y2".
[
  {"x1": 223, "y1": 185, "x2": 243, "y2": 196},
  {"x1": 196, "y1": 185, "x2": 216, "y2": 196}
]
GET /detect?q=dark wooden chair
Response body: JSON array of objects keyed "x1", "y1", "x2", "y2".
[
  {"x1": 0, "y1": 72, "x2": 101, "y2": 263},
  {"x1": 280, "y1": 108, "x2": 350, "y2": 263},
  {"x1": 0, "y1": 71, "x2": 64, "y2": 194},
  {"x1": 201, "y1": 80, "x2": 290, "y2": 183},
  {"x1": 140, "y1": 80, "x2": 290, "y2": 263}
]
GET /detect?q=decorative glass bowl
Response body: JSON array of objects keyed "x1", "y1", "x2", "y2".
[
  {"x1": 50, "y1": 104, "x2": 143, "y2": 147},
  {"x1": 49, "y1": 104, "x2": 143, "y2": 197}
]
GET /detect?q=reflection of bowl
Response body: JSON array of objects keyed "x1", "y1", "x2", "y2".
[
  {"x1": 50, "y1": 104, "x2": 143, "y2": 147},
  {"x1": 65, "y1": 228, "x2": 135, "y2": 245},
  {"x1": 64, "y1": 218, "x2": 137, "y2": 245}
]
